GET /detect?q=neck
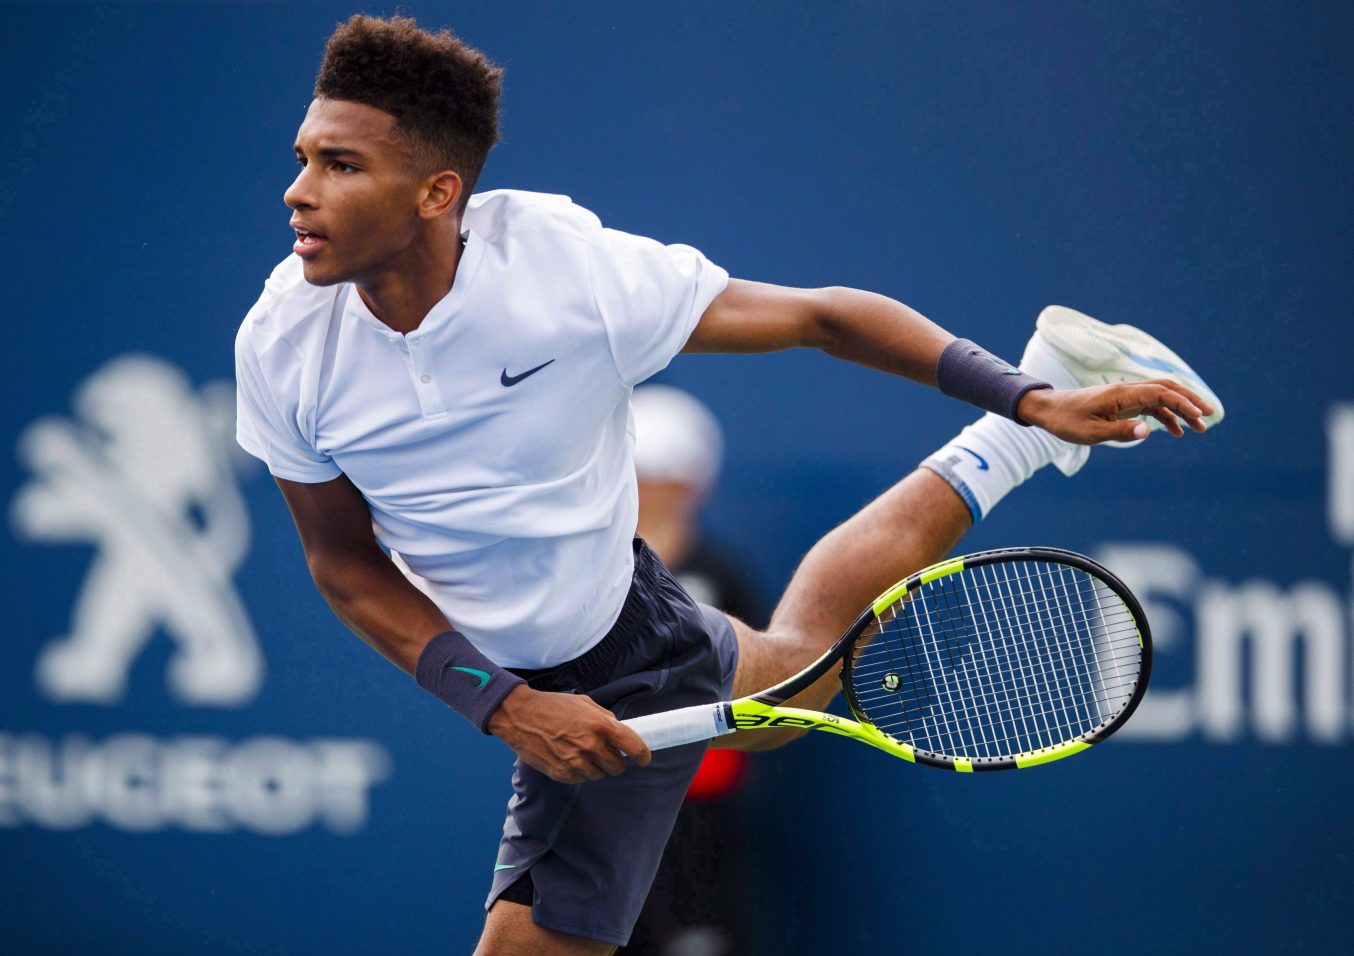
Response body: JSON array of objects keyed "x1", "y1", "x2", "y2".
[{"x1": 356, "y1": 222, "x2": 465, "y2": 334}]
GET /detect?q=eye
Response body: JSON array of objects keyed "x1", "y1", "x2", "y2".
[
  {"x1": 333, "y1": 162, "x2": 358, "y2": 173},
  {"x1": 294, "y1": 155, "x2": 307, "y2": 168}
]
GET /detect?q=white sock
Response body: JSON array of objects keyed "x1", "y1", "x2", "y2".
[{"x1": 921, "y1": 333, "x2": 1086, "y2": 522}]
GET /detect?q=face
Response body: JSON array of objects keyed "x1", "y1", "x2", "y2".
[{"x1": 285, "y1": 98, "x2": 436, "y2": 286}]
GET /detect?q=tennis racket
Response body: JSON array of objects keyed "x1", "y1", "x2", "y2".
[{"x1": 623, "y1": 547, "x2": 1150, "y2": 771}]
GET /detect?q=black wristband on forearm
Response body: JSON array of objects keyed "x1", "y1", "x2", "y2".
[
  {"x1": 935, "y1": 338, "x2": 1052, "y2": 425},
  {"x1": 415, "y1": 629, "x2": 526, "y2": 734}
]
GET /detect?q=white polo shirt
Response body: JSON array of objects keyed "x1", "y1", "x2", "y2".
[{"x1": 235, "y1": 190, "x2": 729, "y2": 668}]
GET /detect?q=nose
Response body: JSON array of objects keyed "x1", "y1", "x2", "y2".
[{"x1": 284, "y1": 164, "x2": 316, "y2": 211}]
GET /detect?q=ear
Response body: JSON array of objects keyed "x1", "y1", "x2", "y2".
[{"x1": 419, "y1": 170, "x2": 464, "y2": 220}]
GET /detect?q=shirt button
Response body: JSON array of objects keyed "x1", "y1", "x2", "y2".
[{"x1": 420, "y1": 374, "x2": 431, "y2": 384}]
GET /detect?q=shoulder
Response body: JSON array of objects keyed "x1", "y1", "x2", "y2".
[
  {"x1": 464, "y1": 189, "x2": 606, "y2": 245},
  {"x1": 235, "y1": 254, "x2": 342, "y2": 365}
]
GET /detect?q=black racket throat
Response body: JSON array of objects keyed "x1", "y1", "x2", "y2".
[{"x1": 750, "y1": 607, "x2": 875, "y2": 707}]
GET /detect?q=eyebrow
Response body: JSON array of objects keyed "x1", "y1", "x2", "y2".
[{"x1": 294, "y1": 145, "x2": 370, "y2": 161}]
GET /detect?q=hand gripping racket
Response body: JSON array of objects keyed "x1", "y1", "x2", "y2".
[{"x1": 623, "y1": 547, "x2": 1151, "y2": 771}]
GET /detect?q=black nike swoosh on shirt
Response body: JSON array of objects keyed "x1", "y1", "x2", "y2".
[{"x1": 500, "y1": 359, "x2": 556, "y2": 387}]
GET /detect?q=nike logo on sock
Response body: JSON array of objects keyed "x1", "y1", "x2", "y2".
[{"x1": 956, "y1": 445, "x2": 990, "y2": 471}]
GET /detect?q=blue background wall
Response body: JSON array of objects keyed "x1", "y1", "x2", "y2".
[{"x1": 3, "y1": 2, "x2": 1351, "y2": 952}]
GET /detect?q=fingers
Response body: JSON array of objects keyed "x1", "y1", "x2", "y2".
[
  {"x1": 553, "y1": 738, "x2": 637, "y2": 784},
  {"x1": 587, "y1": 753, "x2": 623, "y2": 779},
  {"x1": 1102, "y1": 418, "x2": 1150, "y2": 443},
  {"x1": 1146, "y1": 405, "x2": 1185, "y2": 437},
  {"x1": 533, "y1": 744, "x2": 621, "y2": 784},
  {"x1": 1127, "y1": 398, "x2": 1183, "y2": 438},
  {"x1": 1153, "y1": 379, "x2": 1215, "y2": 418},
  {"x1": 539, "y1": 759, "x2": 605, "y2": 785},
  {"x1": 526, "y1": 707, "x2": 651, "y2": 784},
  {"x1": 577, "y1": 696, "x2": 651, "y2": 770},
  {"x1": 568, "y1": 719, "x2": 650, "y2": 780},
  {"x1": 1120, "y1": 382, "x2": 1209, "y2": 436},
  {"x1": 609, "y1": 722, "x2": 652, "y2": 768},
  {"x1": 1140, "y1": 380, "x2": 1210, "y2": 431}
]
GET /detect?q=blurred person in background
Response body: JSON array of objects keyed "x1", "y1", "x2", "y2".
[{"x1": 622, "y1": 386, "x2": 766, "y2": 956}]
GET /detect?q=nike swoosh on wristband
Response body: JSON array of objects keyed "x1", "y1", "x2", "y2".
[
  {"x1": 956, "y1": 445, "x2": 990, "y2": 471},
  {"x1": 447, "y1": 665, "x2": 491, "y2": 689},
  {"x1": 977, "y1": 353, "x2": 1023, "y2": 375},
  {"x1": 494, "y1": 864, "x2": 515, "y2": 872},
  {"x1": 500, "y1": 359, "x2": 555, "y2": 386}
]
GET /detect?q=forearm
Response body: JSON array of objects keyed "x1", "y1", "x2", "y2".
[
  {"x1": 691, "y1": 279, "x2": 1049, "y2": 423},
  {"x1": 306, "y1": 546, "x2": 653, "y2": 770},
  {"x1": 309, "y1": 547, "x2": 450, "y2": 674},
  {"x1": 813, "y1": 286, "x2": 954, "y2": 385},
  {"x1": 275, "y1": 473, "x2": 526, "y2": 733},
  {"x1": 804, "y1": 288, "x2": 1055, "y2": 422},
  {"x1": 312, "y1": 547, "x2": 536, "y2": 733}
]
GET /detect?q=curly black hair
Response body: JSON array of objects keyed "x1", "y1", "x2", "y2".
[{"x1": 314, "y1": 15, "x2": 502, "y2": 200}]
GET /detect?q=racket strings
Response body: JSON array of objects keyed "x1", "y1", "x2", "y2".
[
  {"x1": 908, "y1": 565, "x2": 1133, "y2": 754},
  {"x1": 847, "y1": 561, "x2": 1142, "y2": 761},
  {"x1": 939, "y1": 565, "x2": 1133, "y2": 753},
  {"x1": 858, "y1": 578, "x2": 1117, "y2": 756}
]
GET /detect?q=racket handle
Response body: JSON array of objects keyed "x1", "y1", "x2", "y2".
[{"x1": 623, "y1": 702, "x2": 736, "y2": 751}]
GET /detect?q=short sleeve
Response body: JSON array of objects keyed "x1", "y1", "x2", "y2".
[
  {"x1": 234, "y1": 324, "x2": 342, "y2": 483},
  {"x1": 587, "y1": 227, "x2": 729, "y2": 387}
]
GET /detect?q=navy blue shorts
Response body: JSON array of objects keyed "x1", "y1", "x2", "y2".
[{"x1": 486, "y1": 539, "x2": 739, "y2": 946}]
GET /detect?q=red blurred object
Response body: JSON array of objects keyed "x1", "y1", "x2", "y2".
[{"x1": 684, "y1": 748, "x2": 747, "y2": 801}]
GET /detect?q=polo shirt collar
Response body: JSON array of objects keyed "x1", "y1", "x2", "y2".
[{"x1": 342, "y1": 231, "x2": 485, "y2": 338}]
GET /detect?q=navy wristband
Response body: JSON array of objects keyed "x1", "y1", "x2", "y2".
[
  {"x1": 935, "y1": 338, "x2": 1052, "y2": 424},
  {"x1": 415, "y1": 629, "x2": 525, "y2": 733}
]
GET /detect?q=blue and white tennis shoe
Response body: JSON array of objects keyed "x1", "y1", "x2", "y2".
[{"x1": 1020, "y1": 304, "x2": 1225, "y2": 474}]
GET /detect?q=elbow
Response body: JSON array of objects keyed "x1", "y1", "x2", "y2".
[
  {"x1": 306, "y1": 556, "x2": 344, "y2": 606},
  {"x1": 305, "y1": 549, "x2": 367, "y2": 610}
]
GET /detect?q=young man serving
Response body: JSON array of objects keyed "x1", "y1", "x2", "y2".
[{"x1": 235, "y1": 16, "x2": 1221, "y2": 954}]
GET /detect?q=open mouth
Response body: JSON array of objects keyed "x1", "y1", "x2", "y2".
[{"x1": 292, "y1": 227, "x2": 329, "y2": 258}]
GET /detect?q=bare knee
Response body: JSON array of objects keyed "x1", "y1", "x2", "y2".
[
  {"x1": 476, "y1": 899, "x2": 616, "y2": 956},
  {"x1": 725, "y1": 620, "x2": 846, "y2": 752},
  {"x1": 729, "y1": 620, "x2": 825, "y2": 701}
]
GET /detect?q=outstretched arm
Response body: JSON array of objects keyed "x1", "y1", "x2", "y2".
[
  {"x1": 685, "y1": 281, "x2": 952, "y2": 383},
  {"x1": 274, "y1": 474, "x2": 650, "y2": 782},
  {"x1": 686, "y1": 280, "x2": 1213, "y2": 442}
]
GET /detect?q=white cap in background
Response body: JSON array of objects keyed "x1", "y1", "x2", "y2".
[{"x1": 631, "y1": 385, "x2": 724, "y2": 494}]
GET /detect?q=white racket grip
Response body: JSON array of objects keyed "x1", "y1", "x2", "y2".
[{"x1": 623, "y1": 702, "x2": 736, "y2": 751}]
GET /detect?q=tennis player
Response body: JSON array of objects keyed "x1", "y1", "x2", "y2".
[{"x1": 234, "y1": 16, "x2": 1221, "y2": 954}]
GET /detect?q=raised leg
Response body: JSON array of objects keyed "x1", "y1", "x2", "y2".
[
  {"x1": 719, "y1": 305, "x2": 1224, "y2": 751},
  {"x1": 722, "y1": 468, "x2": 971, "y2": 750}
]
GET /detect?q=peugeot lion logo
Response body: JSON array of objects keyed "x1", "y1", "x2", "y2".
[
  {"x1": 10, "y1": 354, "x2": 263, "y2": 706},
  {"x1": 4, "y1": 354, "x2": 390, "y2": 836}
]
